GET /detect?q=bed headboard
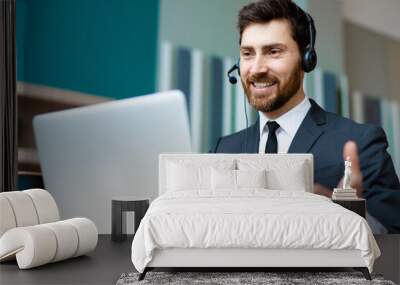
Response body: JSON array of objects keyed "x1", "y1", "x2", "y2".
[{"x1": 159, "y1": 153, "x2": 314, "y2": 195}]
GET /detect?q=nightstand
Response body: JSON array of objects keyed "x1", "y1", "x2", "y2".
[
  {"x1": 111, "y1": 197, "x2": 150, "y2": 242},
  {"x1": 332, "y1": 198, "x2": 366, "y2": 218}
]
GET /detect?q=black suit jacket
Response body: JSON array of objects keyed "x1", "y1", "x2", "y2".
[{"x1": 212, "y1": 99, "x2": 400, "y2": 233}]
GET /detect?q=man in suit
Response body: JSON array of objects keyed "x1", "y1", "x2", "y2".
[{"x1": 212, "y1": 0, "x2": 400, "y2": 233}]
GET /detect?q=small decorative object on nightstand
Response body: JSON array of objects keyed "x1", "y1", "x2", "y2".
[
  {"x1": 332, "y1": 198, "x2": 366, "y2": 218},
  {"x1": 111, "y1": 197, "x2": 149, "y2": 242},
  {"x1": 332, "y1": 157, "x2": 359, "y2": 200},
  {"x1": 332, "y1": 157, "x2": 366, "y2": 218}
]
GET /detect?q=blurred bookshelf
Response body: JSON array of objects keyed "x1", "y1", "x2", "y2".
[{"x1": 17, "y1": 82, "x2": 112, "y2": 188}]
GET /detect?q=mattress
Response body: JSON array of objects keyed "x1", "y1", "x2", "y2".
[{"x1": 131, "y1": 189, "x2": 380, "y2": 273}]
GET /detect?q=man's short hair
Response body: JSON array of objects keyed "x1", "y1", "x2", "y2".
[{"x1": 238, "y1": 0, "x2": 313, "y2": 55}]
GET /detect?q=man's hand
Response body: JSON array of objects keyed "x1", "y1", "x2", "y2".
[{"x1": 314, "y1": 141, "x2": 364, "y2": 198}]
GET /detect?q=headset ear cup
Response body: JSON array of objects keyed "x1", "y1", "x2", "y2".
[{"x1": 302, "y1": 49, "x2": 317, "y2": 73}]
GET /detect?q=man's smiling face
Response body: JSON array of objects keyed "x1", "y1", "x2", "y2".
[{"x1": 240, "y1": 19, "x2": 304, "y2": 115}]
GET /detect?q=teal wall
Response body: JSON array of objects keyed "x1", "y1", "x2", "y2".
[{"x1": 16, "y1": 0, "x2": 159, "y2": 99}]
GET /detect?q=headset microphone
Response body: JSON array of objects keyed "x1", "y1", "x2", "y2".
[{"x1": 227, "y1": 63, "x2": 239, "y2": 84}]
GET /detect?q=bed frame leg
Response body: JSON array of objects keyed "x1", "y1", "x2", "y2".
[
  {"x1": 138, "y1": 268, "x2": 148, "y2": 281},
  {"x1": 354, "y1": 267, "x2": 371, "y2": 280}
]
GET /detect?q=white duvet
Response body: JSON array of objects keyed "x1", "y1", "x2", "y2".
[{"x1": 131, "y1": 189, "x2": 380, "y2": 273}]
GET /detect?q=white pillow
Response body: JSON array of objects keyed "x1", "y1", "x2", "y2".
[
  {"x1": 167, "y1": 163, "x2": 208, "y2": 191},
  {"x1": 211, "y1": 168, "x2": 267, "y2": 190},
  {"x1": 267, "y1": 166, "x2": 306, "y2": 191},
  {"x1": 211, "y1": 168, "x2": 236, "y2": 190},
  {"x1": 236, "y1": 169, "x2": 267, "y2": 189},
  {"x1": 167, "y1": 160, "x2": 235, "y2": 191},
  {"x1": 238, "y1": 159, "x2": 308, "y2": 191}
]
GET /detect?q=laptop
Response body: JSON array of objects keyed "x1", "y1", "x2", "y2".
[{"x1": 33, "y1": 90, "x2": 191, "y2": 233}]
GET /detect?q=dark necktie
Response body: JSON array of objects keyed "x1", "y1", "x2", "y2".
[{"x1": 265, "y1": 121, "x2": 280, "y2": 153}]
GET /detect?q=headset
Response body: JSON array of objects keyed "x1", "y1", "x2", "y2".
[
  {"x1": 227, "y1": 8, "x2": 317, "y2": 84},
  {"x1": 225, "y1": 5, "x2": 317, "y2": 153}
]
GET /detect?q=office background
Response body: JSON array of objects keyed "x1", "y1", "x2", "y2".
[{"x1": 15, "y1": 0, "x2": 400, "y2": 182}]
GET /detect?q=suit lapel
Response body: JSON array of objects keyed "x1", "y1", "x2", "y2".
[
  {"x1": 244, "y1": 118, "x2": 260, "y2": 153},
  {"x1": 288, "y1": 99, "x2": 327, "y2": 153}
]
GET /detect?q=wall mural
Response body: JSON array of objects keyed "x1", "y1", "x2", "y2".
[{"x1": 158, "y1": 42, "x2": 400, "y2": 177}]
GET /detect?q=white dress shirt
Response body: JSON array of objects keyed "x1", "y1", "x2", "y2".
[{"x1": 258, "y1": 96, "x2": 312, "y2": 154}]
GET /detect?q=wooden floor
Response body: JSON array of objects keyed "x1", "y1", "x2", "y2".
[{"x1": 0, "y1": 235, "x2": 399, "y2": 285}]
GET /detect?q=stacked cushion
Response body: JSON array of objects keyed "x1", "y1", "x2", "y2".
[
  {"x1": 0, "y1": 189, "x2": 59, "y2": 236},
  {"x1": 0, "y1": 189, "x2": 97, "y2": 269}
]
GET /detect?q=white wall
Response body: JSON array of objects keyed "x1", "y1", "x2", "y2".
[
  {"x1": 340, "y1": 0, "x2": 400, "y2": 102},
  {"x1": 344, "y1": 20, "x2": 400, "y2": 103},
  {"x1": 386, "y1": 39, "x2": 400, "y2": 101},
  {"x1": 340, "y1": 0, "x2": 400, "y2": 42},
  {"x1": 308, "y1": 0, "x2": 344, "y2": 75}
]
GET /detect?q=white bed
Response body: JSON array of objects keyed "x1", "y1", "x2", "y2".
[{"x1": 131, "y1": 154, "x2": 380, "y2": 280}]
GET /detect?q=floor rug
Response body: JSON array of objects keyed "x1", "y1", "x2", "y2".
[{"x1": 116, "y1": 271, "x2": 396, "y2": 285}]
